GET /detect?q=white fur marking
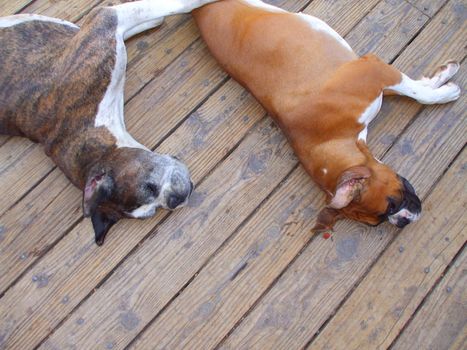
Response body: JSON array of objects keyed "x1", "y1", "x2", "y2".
[
  {"x1": 113, "y1": 0, "x2": 219, "y2": 37},
  {"x1": 0, "y1": 14, "x2": 79, "y2": 29},
  {"x1": 357, "y1": 94, "x2": 383, "y2": 141},
  {"x1": 387, "y1": 74, "x2": 460, "y2": 105},
  {"x1": 242, "y1": 0, "x2": 287, "y2": 13},
  {"x1": 322, "y1": 168, "x2": 328, "y2": 175},
  {"x1": 297, "y1": 13, "x2": 353, "y2": 51},
  {"x1": 128, "y1": 202, "x2": 158, "y2": 219},
  {"x1": 94, "y1": 29, "x2": 148, "y2": 150},
  {"x1": 388, "y1": 208, "x2": 420, "y2": 225}
]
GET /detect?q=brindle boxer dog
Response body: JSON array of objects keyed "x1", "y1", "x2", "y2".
[
  {"x1": 193, "y1": 0, "x2": 461, "y2": 234},
  {"x1": 0, "y1": 0, "x2": 218, "y2": 245}
]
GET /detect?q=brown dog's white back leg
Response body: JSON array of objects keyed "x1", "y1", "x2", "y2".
[{"x1": 385, "y1": 61, "x2": 460, "y2": 104}]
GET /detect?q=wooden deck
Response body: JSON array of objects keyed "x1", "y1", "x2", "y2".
[{"x1": 0, "y1": 0, "x2": 465, "y2": 349}]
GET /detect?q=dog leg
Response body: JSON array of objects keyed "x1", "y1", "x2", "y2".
[
  {"x1": 123, "y1": 18, "x2": 164, "y2": 40},
  {"x1": 384, "y1": 61, "x2": 461, "y2": 104},
  {"x1": 111, "y1": 0, "x2": 218, "y2": 39}
]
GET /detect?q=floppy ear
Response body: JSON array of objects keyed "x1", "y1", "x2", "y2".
[
  {"x1": 91, "y1": 210, "x2": 118, "y2": 246},
  {"x1": 83, "y1": 173, "x2": 117, "y2": 246},
  {"x1": 83, "y1": 173, "x2": 114, "y2": 217},
  {"x1": 312, "y1": 207, "x2": 343, "y2": 233},
  {"x1": 329, "y1": 166, "x2": 371, "y2": 209}
]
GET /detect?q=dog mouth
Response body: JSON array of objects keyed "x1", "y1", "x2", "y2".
[{"x1": 388, "y1": 208, "x2": 421, "y2": 228}]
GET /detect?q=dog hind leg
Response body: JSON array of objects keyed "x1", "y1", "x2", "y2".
[{"x1": 384, "y1": 61, "x2": 460, "y2": 104}]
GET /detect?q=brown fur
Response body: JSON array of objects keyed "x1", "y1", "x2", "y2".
[{"x1": 193, "y1": 0, "x2": 409, "y2": 229}]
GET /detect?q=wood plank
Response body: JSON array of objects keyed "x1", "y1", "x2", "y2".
[
  {"x1": 309, "y1": 151, "x2": 466, "y2": 350},
  {"x1": 303, "y1": 0, "x2": 379, "y2": 33},
  {"x1": 128, "y1": 1, "x2": 434, "y2": 348},
  {"x1": 407, "y1": 0, "x2": 448, "y2": 17},
  {"x1": 392, "y1": 248, "x2": 467, "y2": 350},
  {"x1": 21, "y1": 0, "x2": 102, "y2": 20},
  {"x1": 0, "y1": 140, "x2": 54, "y2": 215},
  {"x1": 345, "y1": 0, "x2": 428, "y2": 61},
  {"x1": 0, "y1": 0, "x2": 34, "y2": 16},
  {"x1": 211, "y1": 1, "x2": 467, "y2": 347}
]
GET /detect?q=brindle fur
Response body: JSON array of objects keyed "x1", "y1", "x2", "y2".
[
  {"x1": 0, "y1": 2, "x2": 200, "y2": 245},
  {"x1": 0, "y1": 8, "x2": 117, "y2": 188}
]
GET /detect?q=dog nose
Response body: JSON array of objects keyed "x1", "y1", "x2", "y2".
[
  {"x1": 167, "y1": 194, "x2": 187, "y2": 210},
  {"x1": 395, "y1": 217, "x2": 411, "y2": 228}
]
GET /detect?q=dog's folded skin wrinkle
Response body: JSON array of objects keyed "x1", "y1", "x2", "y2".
[
  {"x1": 193, "y1": 0, "x2": 459, "y2": 234},
  {"x1": 0, "y1": 0, "x2": 220, "y2": 245}
]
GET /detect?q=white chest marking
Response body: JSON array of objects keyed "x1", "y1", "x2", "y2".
[
  {"x1": 94, "y1": 30, "x2": 148, "y2": 151},
  {"x1": 322, "y1": 168, "x2": 328, "y2": 175},
  {"x1": 0, "y1": 14, "x2": 79, "y2": 29},
  {"x1": 357, "y1": 94, "x2": 383, "y2": 142},
  {"x1": 297, "y1": 13, "x2": 353, "y2": 52}
]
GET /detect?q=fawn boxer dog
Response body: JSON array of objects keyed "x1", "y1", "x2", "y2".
[
  {"x1": 0, "y1": 0, "x2": 218, "y2": 245},
  {"x1": 193, "y1": 0, "x2": 461, "y2": 233}
]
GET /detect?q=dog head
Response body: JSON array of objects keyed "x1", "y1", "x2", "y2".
[
  {"x1": 83, "y1": 148, "x2": 193, "y2": 245},
  {"x1": 313, "y1": 159, "x2": 421, "y2": 233}
]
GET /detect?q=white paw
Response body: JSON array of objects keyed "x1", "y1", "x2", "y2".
[
  {"x1": 427, "y1": 60, "x2": 460, "y2": 88},
  {"x1": 436, "y1": 82, "x2": 461, "y2": 103}
]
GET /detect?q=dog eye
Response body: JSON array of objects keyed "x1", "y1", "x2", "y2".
[
  {"x1": 146, "y1": 183, "x2": 160, "y2": 197},
  {"x1": 386, "y1": 198, "x2": 398, "y2": 215}
]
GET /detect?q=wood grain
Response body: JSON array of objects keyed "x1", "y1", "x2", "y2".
[
  {"x1": 0, "y1": 0, "x2": 34, "y2": 16},
  {"x1": 407, "y1": 0, "x2": 448, "y2": 16},
  {"x1": 392, "y1": 248, "x2": 467, "y2": 350}
]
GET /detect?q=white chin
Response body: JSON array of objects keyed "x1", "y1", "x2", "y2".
[
  {"x1": 388, "y1": 208, "x2": 421, "y2": 224},
  {"x1": 127, "y1": 202, "x2": 158, "y2": 219}
]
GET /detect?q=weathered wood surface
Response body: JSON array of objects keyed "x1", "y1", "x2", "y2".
[
  {"x1": 0, "y1": 0, "x2": 33, "y2": 16},
  {"x1": 393, "y1": 247, "x2": 467, "y2": 350},
  {"x1": 408, "y1": 0, "x2": 448, "y2": 16},
  {"x1": 0, "y1": 0, "x2": 465, "y2": 349}
]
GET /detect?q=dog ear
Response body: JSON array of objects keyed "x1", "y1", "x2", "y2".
[
  {"x1": 91, "y1": 210, "x2": 118, "y2": 246},
  {"x1": 83, "y1": 173, "x2": 114, "y2": 217},
  {"x1": 312, "y1": 207, "x2": 343, "y2": 233},
  {"x1": 329, "y1": 166, "x2": 371, "y2": 209}
]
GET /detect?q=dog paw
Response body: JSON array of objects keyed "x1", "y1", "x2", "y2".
[
  {"x1": 437, "y1": 82, "x2": 461, "y2": 103},
  {"x1": 428, "y1": 60, "x2": 460, "y2": 88}
]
